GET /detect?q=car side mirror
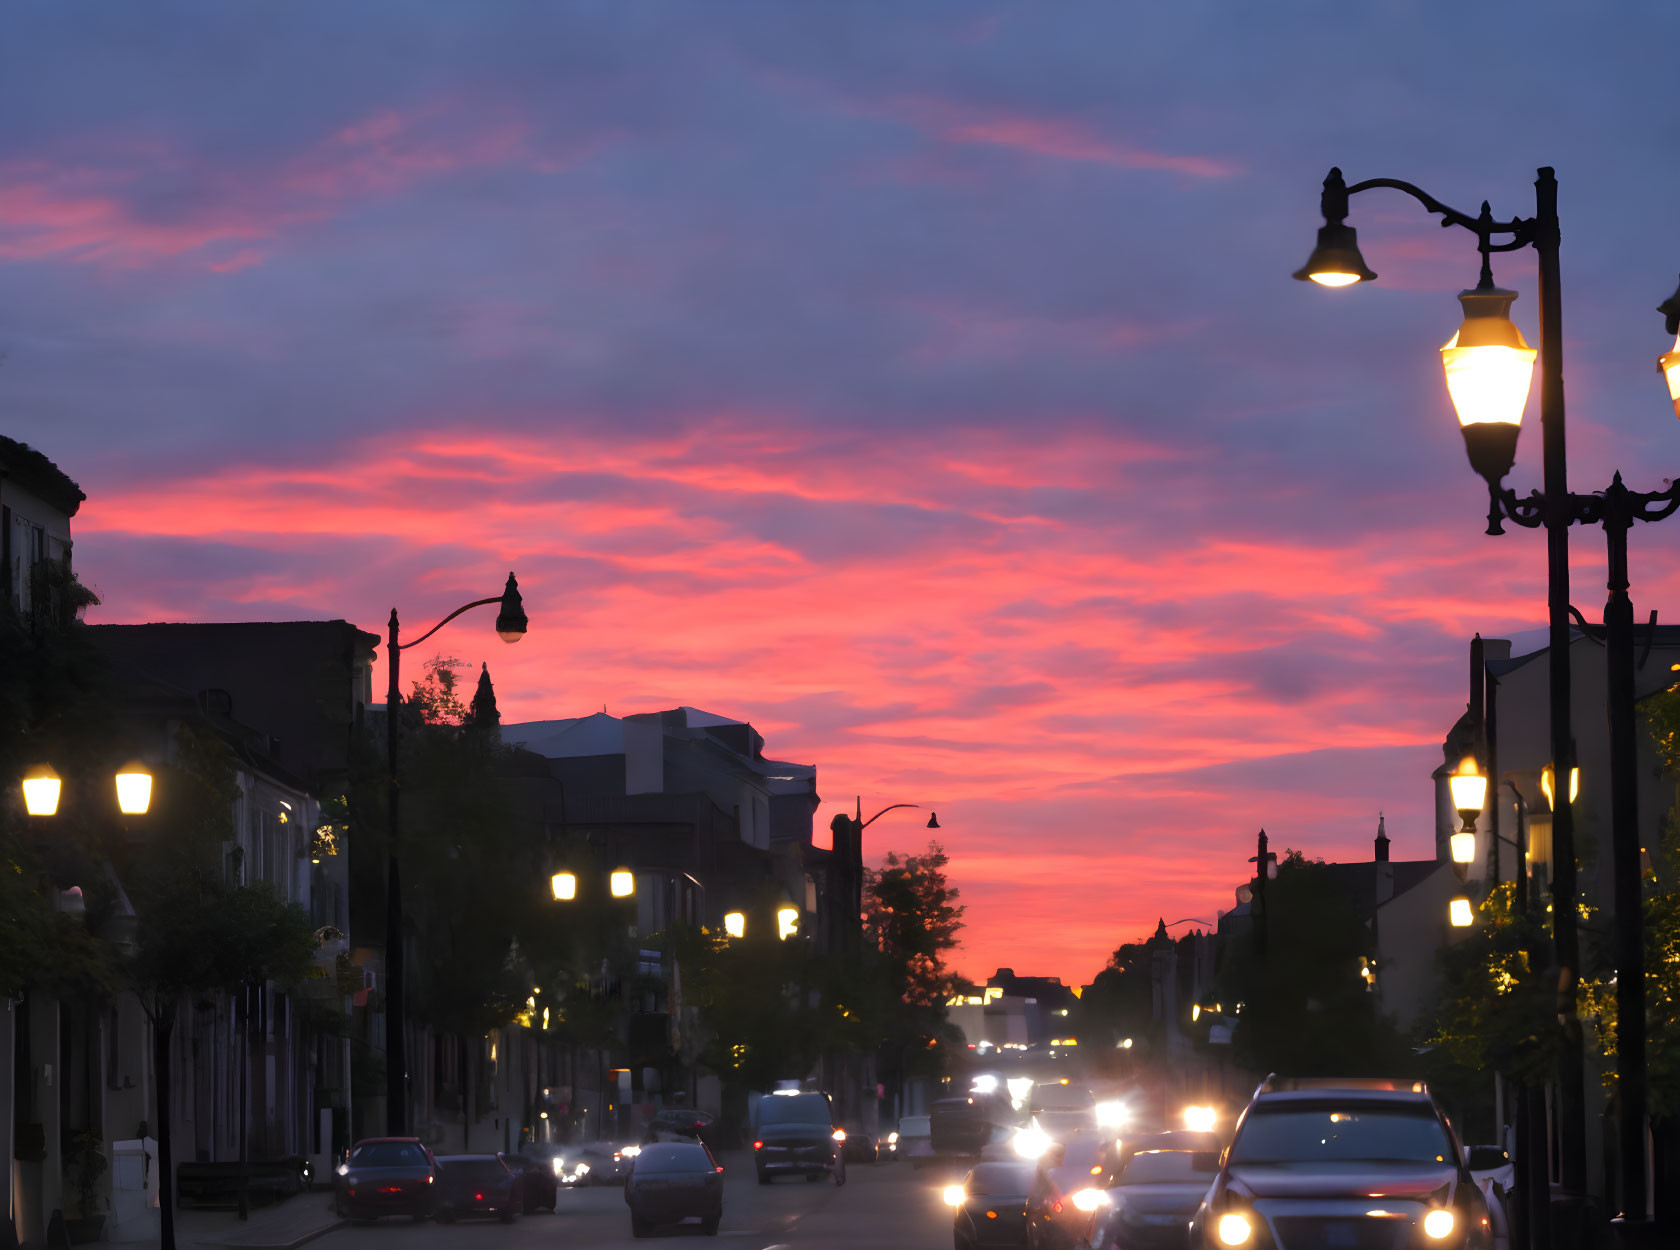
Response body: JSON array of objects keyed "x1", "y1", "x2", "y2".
[{"x1": 1465, "y1": 1146, "x2": 1508, "y2": 1171}]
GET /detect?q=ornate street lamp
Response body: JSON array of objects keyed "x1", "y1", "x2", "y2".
[
  {"x1": 551, "y1": 872, "x2": 577, "y2": 902},
  {"x1": 21, "y1": 761, "x2": 152, "y2": 817},
  {"x1": 1449, "y1": 756, "x2": 1487, "y2": 868},
  {"x1": 723, "y1": 910, "x2": 746, "y2": 939},
  {"x1": 776, "y1": 906, "x2": 800, "y2": 941},
  {"x1": 21, "y1": 765, "x2": 62, "y2": 816},
  {"x1": 1448, "y1": 896, "x2": 1476, "y2": 929},
  {"x1": 1297, "y1": 164, "x2": 1679, "y2": 1243},
  {"x1": 610, "y1": 869, "x2": 635, "y2": 899},
  {"x1": 384, "y1": 571, "x2": 527, "y2": 1135}
]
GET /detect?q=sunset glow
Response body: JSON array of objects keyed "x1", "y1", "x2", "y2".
[{"x1": 9, "y1": 6, "x2": 1680, "y2": 986}]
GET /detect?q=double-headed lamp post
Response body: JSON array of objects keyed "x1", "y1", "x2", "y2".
[
  {"x1": 1298, "y1": 165, "x2": 1679, "y2": 1244},
  {"x1": 385, "y1": 572, "x2": 527, "y2": 1135}
]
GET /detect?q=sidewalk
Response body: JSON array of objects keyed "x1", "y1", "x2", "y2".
[{"x1": 87, "y1": 1190, "x2": 343, "y2": 1250}]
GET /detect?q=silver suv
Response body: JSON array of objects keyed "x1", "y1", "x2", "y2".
[{"x1": 1190, "y1": 1077, "x2": 1493, "y2": 1249}]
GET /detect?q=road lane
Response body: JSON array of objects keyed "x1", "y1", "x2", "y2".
[{"x1": 317, "y1": 1151, "x2": 971, "y2": 1250}]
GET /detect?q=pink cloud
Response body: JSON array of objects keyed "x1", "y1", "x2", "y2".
[{"x1": 72, "y1": 416, "x2": 1598, "y2": 985}]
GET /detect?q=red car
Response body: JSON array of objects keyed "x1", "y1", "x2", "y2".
[{"x1": 333, "y1": 1137, "x2": 438, "y2": 1222}]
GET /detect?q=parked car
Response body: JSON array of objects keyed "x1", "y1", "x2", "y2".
[
  {"x1": 1189, "y1": 1077, "x2": 1494, "y2": 1250},
  {"x1": 625, "y1": 1140, "x2": 725, "y2": 1237},
  {"x1": 1079, "y1": 1146, "x2": 1219, "y2": 1250},
  {"x1": 507, "y1": 1146, "x2": 561, "y2": 1213},
  {"x1": 433, "y1": 1153, "x2": 520, "y2": 1224},
  {"x1": 753, "y1": 1090, "x2": 846, "y2": 1185},
  {"x1": 646, "y1": 1107, "x2": 722, "y2": 1146},
  {"x1": 890, "y1": 1114, "x2": 935, "y2": 1167},
  {"x1": 333, "y1": 1137, "x2": 439, "y2": 1222},
  {"x1": 949, "y1": 1161, "x2": 1035, "y2": 1250},
  {"x1": 840, "y1": 1121, "x2": 879, "y2": 1163}
]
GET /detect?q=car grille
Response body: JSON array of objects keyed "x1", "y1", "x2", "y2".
[{"x1": 1271, "y1": 1215, "x2": 1406, "y2": 1250}]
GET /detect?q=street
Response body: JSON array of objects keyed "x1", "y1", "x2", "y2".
[{"x1": 317, "y1": 1154, "x2": 963, "y2": 1250}]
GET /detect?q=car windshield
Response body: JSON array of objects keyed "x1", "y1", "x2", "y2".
[
  {"x1": 350, "y1": 1141, "x2": 427, "y2": 1167},
  {"x1": 899, "y1": 1116, "x2": 931, "y2": 1137},
  {"x1": 438, "y1": 1158, "x2": 508, "y2": 1182},
  {"x1": 1032, "y1": 1085, "x2": 1094, "y2": 1111},
  {"x1": 968, "y1": 1163, "x2": 1034, "y2": 1196},
  {"x1": 1228, "y1": 1105, "x2": 1453, "y2": 1165},
  {"x1": 635, "y1": 1144, "x2": 712, "y2": 1174},
  {"x1": 759, "y1": 1093, "x2": 831, "y2": 1126},
  {"x1": 1117, "y1": 1150, "x2": 1217, "y2": 1184}
]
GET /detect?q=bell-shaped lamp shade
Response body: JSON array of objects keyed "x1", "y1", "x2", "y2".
[
  {"x1": 551, "y1": 871, "x2": 577, "y2": 901},
  {"x1": 1450, "y1": 831, "x2": 1477, "y2": 865},
  {"x1": 1540, "y1": 764, "x2": 1580, "y2": 811},
  {"x1": 1443, "y1": 286, "x2": 1537, "y2": 431},
  {"x1": 495, "y1": 572, "x2": 528, "y2": 644},
  {"x1": 1449, "y1": 897, "x2": 1475, "y2": 928},
  {"x1": 926, "y1": 811, "x2": 940, "y2": 829},
  {"x1": 22, "y1": 765, "x2": 62, "y2": 817},
  {"x1": 610, "y1": 869, "x2": 635, "y2": 898},
  {"x1": 1661, "y1": 332, "x2": 1680, "y2": 420},
  {"x1": 1448, "y1": 756, "x2": 1488, "y2": 827},
  {"x1": 723, "y1": 911, "x2": 746, "y2": 939},
  {"x1": 776, "y1": 906, "x2": 800, "y2": 941},
  {"x1": 1292, "y1": 221, "x2": 1378, "y2": 287},
  {"x1": 115, "y1": 762, "x2": 153, "y2": 815}
]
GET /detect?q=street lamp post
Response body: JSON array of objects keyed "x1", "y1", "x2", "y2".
[
  {"x1": 384, "y1": 572, "x2": 526, "y2": 1135},
  {"x1": 1297, "y1": 166, "x2": 1678, "y2": 1244},
  {"x1": 1248, "y1": 829, "x2": 1278, "y2": 959}
]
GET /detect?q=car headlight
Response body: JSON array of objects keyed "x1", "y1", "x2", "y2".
[
  {"x1": 620, "y1": 1145, "x2": 641, "y2": 1157},
  {"x1": 832, "y1": 1128, "x2": 847, "y2": 1142},
  {"x1": 1423, "y1": 1209, "x2": 1455, "y2": 1240},
  {"x1": 1012, "y1": 1127, "x2": 1052, "y2": 1159},
  {"x1": 335, "y1": 1163, "x2": 350, "y2": 1177},
  {"x1": 576, "y1": 1163, "x2": 590, "y2": 1175},
  {"x1": 943, "y1": 1185, "x2": 966, "y2": 1207},
  {"x1": 888, "y1": 1131, "x2": 899, "y2": 1145},
  {"x1": 1217, "y1": 1212, "x2": 1253, "y2": 1246},
  {"x1": 1094, "y1": 1100, "x2": 1130, "y2": 1129},
  {"x1": 551, "y1": 1158, "x2": 565, "y2": 1177},
  {"x1": 1071, "y1": 1188, "x2": 1109, "y2": 1212},
  {"x1": 1183, "y1": 1105, "x2": 1218, "y2": 1133}
]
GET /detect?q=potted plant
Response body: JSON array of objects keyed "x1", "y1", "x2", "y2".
[{"x1": 62, "y1": 1129, "x2": 107, "y2": 1244}]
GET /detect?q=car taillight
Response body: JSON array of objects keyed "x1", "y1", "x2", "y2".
[
  {"x1": 986, "y1": 1210, "x2": 998, "y2": 1219},
  {"x1": 753, "y1": 1140, "x2": 763, "y2": 1151},
  {"x1": 716, "y1": 1166, "x2": 725, "y2": 1173},
  {"x1": 1052, "y1": 1201, "x2": 1063, "y2": 1215},
  {"x1": 424, "y1": 1174, "x2": 434, "y2": 1184},
  {"x1": 475, "y1": 1192, "x2": 484, "y2": 1201},
  {"x1": 346, "y1": 1188, "x2": 357, "y2": 1198}
]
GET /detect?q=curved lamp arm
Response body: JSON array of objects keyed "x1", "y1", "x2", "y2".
[
  {"x1": 398, "y1": 596, "x2": 503, "y2": 652},
  {"x1": 860, "y1": 803, "x2": 920, "y2": 829}
]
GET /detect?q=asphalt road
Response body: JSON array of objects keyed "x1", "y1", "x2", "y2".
[{"x1": 317, "y1": 1152, "x2": 971, "y2": 1250}]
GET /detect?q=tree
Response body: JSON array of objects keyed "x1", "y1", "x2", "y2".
[
  {"x1": 862, "y1": 840, "x2": 968, "y2": 1102},
  {"x1": 1216, "y1": 851, "x2": 1408, "y2": 1077},
  {"x1": 862, "y1": 840, "x2": 966, "y2": 1008}
]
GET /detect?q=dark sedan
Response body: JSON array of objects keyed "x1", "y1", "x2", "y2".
[
  {"x1": 433, "y1": 1154, "x2": 519, "y2": 1223},
  {"x1": 625, "y1": 1141, "x2": 725, "y2": 1237},
  {"x1": 1027, "y1": 1130, "x2": 1110, "y2": 1250},
  {"x1": 1081, "y1": 1148, "x2": 1219, "y2": 1250},
  {"x1": 333, "y1": 1137, "x2": 438, "y2": 1222},
  {"x1": 950, "y1": 1161, "x2": 1035, "y2": 1250},
  {"x1": 1190, "y1": 1086, "x2": 1494, "y2": 1250},
  {"x1": 507, "y1": 1146, "x2": 561, "y2": 1213},
  {"x1": 840, "y1": 1121, "x2": 879, "y2": 1163}
]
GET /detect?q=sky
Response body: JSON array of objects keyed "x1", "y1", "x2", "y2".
[{"x1": 7, "y1": 2, "x2": 1680, "y2": 987}]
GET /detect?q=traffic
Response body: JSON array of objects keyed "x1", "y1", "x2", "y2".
[{"x1": 325, "y1": 1060, "x2": 1506, "y2": 1248}]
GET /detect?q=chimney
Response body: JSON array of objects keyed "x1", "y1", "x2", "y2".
[
  {"x1": 1374, "y1": 813, "x2": 1390, "y2": 863},
  {"x1": 468, "y1": 663, "x2": 501, "y2": 743}
]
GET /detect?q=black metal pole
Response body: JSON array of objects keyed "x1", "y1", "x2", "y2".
[
  {"x1": 1533, "y1": 167, "x2": 1589, "y2": 1224},
  {"x1": 1602, "y1": 485, "x2": 1651, "y2": 1239},
  {"x1": 385, "y1": 608, "x2": 407, "y2": 1135},
  {"x1": 1253, "y1": 829, "x2": 1269, "y2": 961}
]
